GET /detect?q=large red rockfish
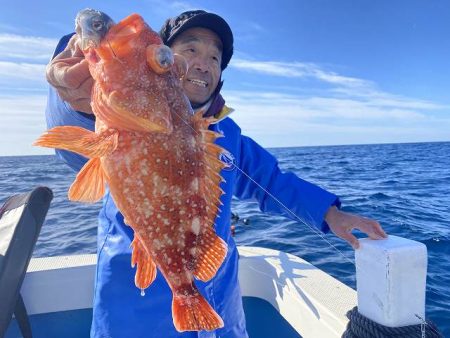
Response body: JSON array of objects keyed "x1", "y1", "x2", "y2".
[{"x1": 35, "y1": 9, "x2": 227, "y2": 332}]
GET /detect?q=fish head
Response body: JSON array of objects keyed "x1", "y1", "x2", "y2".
[
  {"x1": 75, "y1": 8, "x2": 115, "y2": 51},
  {"x1": 107, "y1": 14, "x2": 178, "y2": 76},
  {"x1": 77, "y1": 11, "x2": 185, "y2": 134}
]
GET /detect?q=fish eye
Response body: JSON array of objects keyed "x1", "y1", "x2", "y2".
[
  {"x1": 92, "y1": 20, "x2": 104, "y2": 31},
  {"x1": 157, "y1": 45, "x2": 174, "y2": 67}
]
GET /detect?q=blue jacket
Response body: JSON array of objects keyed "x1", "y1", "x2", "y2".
[{"x1": 47, "y1": 35, "x2": 340, "y2": 338}]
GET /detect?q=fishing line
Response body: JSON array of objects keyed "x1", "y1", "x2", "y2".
[
  {"x1": 169, "y1": 107, "x2": 354, "y2": 265},
  {"x1": 169, "y1": 106, "x2": 439, "y2": 337}
]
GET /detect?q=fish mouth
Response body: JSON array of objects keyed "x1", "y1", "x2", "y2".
[
  {"x1": 187, "y1": 79, "x2": 208, "y2": 88},
  {"x1": 80, "y1": 36, "x2": 101, "y2": 51}
]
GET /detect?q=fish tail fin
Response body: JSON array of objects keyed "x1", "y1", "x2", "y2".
[
  {"x1": 172, "y1": 292, "x2": 224, "y2": 332},
  {"x1": 68, "y1": 157, "x2": 106, "y2": 202},
  {"x1": 33, "y1": 126, "x2": 118, "y2": 158},
  {"x1": 194, "y1": 230, "x2": 227, "y2": 282},
  {"x1": 131, "y1": 236, "x2": 157, "y2": 290}
]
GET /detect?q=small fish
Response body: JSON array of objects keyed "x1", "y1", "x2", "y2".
[{"x1": 35, "y1": 8, "x2": 227, "y2": 332}]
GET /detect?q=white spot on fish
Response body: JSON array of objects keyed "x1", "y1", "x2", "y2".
[
  {"x1": 125, "y1": 156, "x2": 132, "y2": 173},
  {"x1": 189, "y1": 137, "x2": 196, "y2": 148},
  {"x1": 191, "y1": 217, "x2": 201, "y2": 235},
  {"x1": 191, "y1": 178, "x2": 199, "y2": 191},
  {"x1": 153, "y1": 239, "x2": 162, "y2": 250}
]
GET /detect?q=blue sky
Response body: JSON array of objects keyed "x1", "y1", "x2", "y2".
[{"x1": 0, "y1": 0, "x2": 449, "y2": 155}]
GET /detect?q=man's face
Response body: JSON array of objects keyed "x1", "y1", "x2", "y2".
[{"x1": 171, "y1": 27, "x2": 222, "y2": 107}]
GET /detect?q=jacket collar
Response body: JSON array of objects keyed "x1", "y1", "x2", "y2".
[{"x1": 197, "y1": 93, "x2": 234, "y2": 123}]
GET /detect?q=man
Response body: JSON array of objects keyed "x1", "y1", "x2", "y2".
[{"x1": 46, "y1": 10, "x2": 387, "y2": 338}]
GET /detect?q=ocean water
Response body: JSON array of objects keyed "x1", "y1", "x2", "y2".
[{"x1": 1, "y1": 142, "x2": 449, "y2": 336}]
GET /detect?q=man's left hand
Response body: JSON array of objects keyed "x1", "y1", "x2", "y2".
[{"x1": 325, "y1": 206, "x2": 387, "y2": 249}]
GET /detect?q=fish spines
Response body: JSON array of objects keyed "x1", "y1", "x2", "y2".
[{"x1": 193, "y1": 228, "x2": 227, "y2": 282}]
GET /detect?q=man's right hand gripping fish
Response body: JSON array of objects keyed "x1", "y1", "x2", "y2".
[{"x1": 34, "y1": 9, "x2": 228, "y2": 332}]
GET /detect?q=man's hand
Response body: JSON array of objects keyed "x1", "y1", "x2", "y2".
[
  {"x1": 325, "y1": 206, "x2": 387, "y2": 250},
  {"x1": 46, "y1": 34, "x2": 94, "y2": 114}
]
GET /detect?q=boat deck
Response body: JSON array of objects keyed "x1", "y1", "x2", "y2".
[
  {"x1": 5, "y1": 247, "x2": 355, "y2": 337},
  {"x1": 6, "y1": 296, "x2": 301, "y2": 338}
]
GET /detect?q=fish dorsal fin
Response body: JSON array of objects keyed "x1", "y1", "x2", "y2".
[
  {"x1": 189, "y1": 115, "x2": 228, "y2": 282},
  {"x1": 68, "y1": 157, "x2": 107, "y2": 202}
]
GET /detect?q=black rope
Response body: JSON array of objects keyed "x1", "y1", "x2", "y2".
[{"x1": 342, "y1": 307, "x2": 444, "y2": 338}]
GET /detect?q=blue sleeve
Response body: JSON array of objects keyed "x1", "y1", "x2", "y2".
[
  {"x1": 45, "y1": 33, "x2": 96, "y2": 172},
  {"x1": 233, "y1": 135, "x2": 340, "y2": 232}
]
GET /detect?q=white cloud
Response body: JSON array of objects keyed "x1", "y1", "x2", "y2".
[
  {"x1": 0, "y1": 94, "x2": 51, "y2": 156},
  {"x1": 0, "y1": 33, "x2": 56, "y2": 61},
  {"x1": 331, "y1": 87, "x2": 445, "y2": 110},
  {"x1": 234, "y1": 21, "x2": 267, "y2": 43},
  {"x1": 224, "y1": 90, "x2": 439, "y2": 121},
  {"x1": 230, "y1": 58, "x2": 447, "y2": 113},
  {"x1": 223, "y1": 89, "x2": 450, "y2": 147},
  {"x1": 230, "y1": 58, "x2": 368, "y2": 88},
  {"x1": 229, "y1": 58, "x2": 448, "y2": 113},
  {"x1": 0, "y1": 33, "x2": 52, "y2": 91},
  {"x1": 0, "y1": 61, "x2": 46, "y2": 83}
]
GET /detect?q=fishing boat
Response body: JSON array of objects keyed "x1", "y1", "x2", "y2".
[
  {"x1": 4, "y1": 246, "x2": 356, "y2": 338},
  {"x1": 1, "y1": 188, "x2": 431, "y2": 338}
]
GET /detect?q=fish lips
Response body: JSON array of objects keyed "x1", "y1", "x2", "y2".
[{"x1": 80, "y1": 35, "x2": 102, "y2": 50}]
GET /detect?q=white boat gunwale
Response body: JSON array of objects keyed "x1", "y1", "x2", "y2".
[{"x1": 19, "y1": 246, "x2": 356, "y2": 338}]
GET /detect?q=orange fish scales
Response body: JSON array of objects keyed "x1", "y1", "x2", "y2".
[{"x1": 34, "y1": 12, "x2": 227, "y2": 332}]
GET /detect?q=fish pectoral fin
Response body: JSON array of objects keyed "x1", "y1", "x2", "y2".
[
  {"x1": 68, "y1": 157, "x2": 106, "y2": 202},
  {"x1": 99, "y1": 90, "x2": 172, "y2": 134},
  {"x1": 173, "y1": 290, "x2": 224, "y2": 332},
  {"x1": 131, "y1": 235, "x2": 157, "y2": 290},
  {"x1": 193, "y1": 229, "x2": 228, "y2": 282},
  {"x1": 33, "y1": 126, "x2": 119, "y2": 158}
]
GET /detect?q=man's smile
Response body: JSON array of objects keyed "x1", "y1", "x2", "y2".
[{"x1": 187, "y1": 79, "x2": 208, "y2": 88}]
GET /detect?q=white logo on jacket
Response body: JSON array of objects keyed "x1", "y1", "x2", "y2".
[{"x1": 219, "y1": 150, "x2": 236, "y2": 171}]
